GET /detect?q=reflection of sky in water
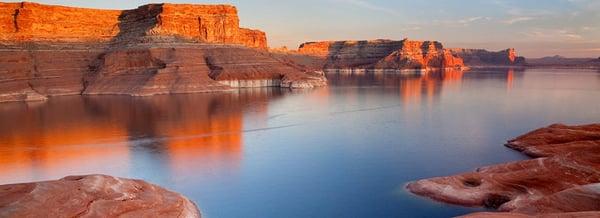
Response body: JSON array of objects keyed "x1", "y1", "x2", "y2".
[{"x1": 0, "y1": 69, "x2": 599, "y2": 217}]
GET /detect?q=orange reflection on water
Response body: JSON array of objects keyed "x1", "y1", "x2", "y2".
[
  {"x1": 0, "y1": 91, "x2": 278, "y2": 184},
  {"x1": 0, "y1": 100, "x2": 130, "y2": 182},
  {"x1": 507, "y1": 69, "x2": 514, "y2": 91}
]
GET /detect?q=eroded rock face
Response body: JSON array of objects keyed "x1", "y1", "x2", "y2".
[
  {"x1": 0, "y1": 2, "x2": 266, "y2": 48},
  {"x1": 449, "y1": 48, "x2": 526, "y2": 67},
  {"x1": 297, "y1": 39, "x2": 525, "y2": 69},
  {"x1": 0, "y1": 174, "x2": 200, "y2": 218},
  {"x1": 407, "y1": 123, "x2": 600, "y2": 217},
  {"x1": 0, "y1": 2, "x2": 326, "y2": 102},
  {"x1": 298, "y1": 39, "x2": 465, "y2": 70}
]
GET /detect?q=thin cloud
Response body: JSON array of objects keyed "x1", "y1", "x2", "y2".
[
  {"x1": 522, "y1": 29, "x2": 583, "y2": 41},
  {"x1": 502, "y1": 16, "x2": 535, "y2": 24}
]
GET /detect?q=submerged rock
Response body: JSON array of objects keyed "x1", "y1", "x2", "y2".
[
  {"x1": 0, "y1": 174, "x2": 200, "y2": 217},
  {"x1": 407, "y1": 123, "x2": 600, "y2": 217}
]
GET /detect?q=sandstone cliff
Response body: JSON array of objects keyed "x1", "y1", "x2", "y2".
[
  {"x1": 0, "y1": 2, "x2": 266, "y2": 48},
  {"x1": 0, "y1": 174, "x2": 200, "y2": 217},
  {"x1": 298, "y1": 39, "x2": 464, "y2": 70},
  {"x1": 0, "y1": 2, "x2": 326, "y2": 103},
  {"x1": 450, "y1": 48, "x2": 526, "y2": 67},
  {"x1": 298, "y1": 39, "x2": 525, "y2": 69}
]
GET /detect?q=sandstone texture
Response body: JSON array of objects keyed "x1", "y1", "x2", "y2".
[
  {"x1": 0, "y1": 174, "x2": 200, "y2": 218},
  {"x1": 297, "y1": 39, "x2": 525, "y2": 70},
  {"x1": 298, "y1": 39, "x2": 465, "y2": 70},
  {"x1": 0, "y1": 2, "x2": 326, "y2": 103},
  {"x1": 407, "y1": 124, "x2": 600, "y2": 217},
  {"x1": 450, "y1": 48, "x2": 526, "y2": 67},
  {"x1": 0, "y1": 2, "x2": 266, "y2": 48}
]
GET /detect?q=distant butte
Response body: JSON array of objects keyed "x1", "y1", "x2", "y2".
[
  {"x1": 296, "y1": 39, "x2": 525, "y2": 70},
  {"x1": 407, "y1": 123, "x2": 600, "y2": 217}
]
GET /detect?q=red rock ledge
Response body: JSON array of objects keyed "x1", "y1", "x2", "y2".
[
  {"x1": 407, "y1": 123, "x2": 600, "y2": 217},
  {"x1": 0, "y1": 174, "x2": 200, "y2": 218}
]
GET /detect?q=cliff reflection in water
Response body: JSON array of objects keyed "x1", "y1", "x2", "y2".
[{"x1": 0, "y1": 89, "x2": 284, "y2": 184}]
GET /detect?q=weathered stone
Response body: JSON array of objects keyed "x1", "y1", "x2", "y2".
[
  {"x1": 298, "y1": 39, "x2": 465, "y2": 70},
  {"x1": 0, "y1": 2, "x2": 326, "y2": 102},
  {"x1": 0, "y1": 174, "x2": 200, "y2": 218},
  {"x1": 297, "y1": 39, "x2": 525, "y2": 69},
  {"x1": 407, "y1": 124, "x2": 600, "y2": 217},
  {"x1": 450, "y1": 48, "x2": 526, "y2": 66},
  {"x1": 0, "y1": 2, "x2": 266, "y2": 48}
]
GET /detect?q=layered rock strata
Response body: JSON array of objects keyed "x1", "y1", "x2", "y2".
[
  {"x1": 0, "y1": 174, "x2": 200, "y2": 217},
  {"x1": 297, "y1": 39, "x2": 525, "y2": 70},
  {"x1": 298, "y1": 39, "x2": 465, "y2": 70},
  {"x1": 450, "y1": 48, "x2": 526, "y2": 67},
  {"x1": 0, "y1": 2, "x2": 326, "y2": 103},
  {"x1": 0, "y1": 2, "x2": 266, "y2": 48},
  {"x1": 407, "y1": 123, "x2": 600, "y2": 217}
]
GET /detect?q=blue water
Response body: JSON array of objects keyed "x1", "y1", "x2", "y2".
[{"x1": 1, "y1": 68, "x2": 599, "y2": 217}]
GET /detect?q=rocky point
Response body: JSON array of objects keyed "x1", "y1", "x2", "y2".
[
  {"x1": 0, "y1": 174, "x2": 200, "y2": 218},
  {"x1": 407, "y1": 123, "x2": 600, "y2": 217}
]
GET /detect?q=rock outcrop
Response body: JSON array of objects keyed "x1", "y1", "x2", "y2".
[
  {"x1": 407, "y1": 124, "x2": 600, "y2": 217},
  {"x1": 0, "y1": 174, "x2": 200, "y2": 217},
  {"x1": 0, "y1": 2, "x2": 326, "y2": 103},
  {"x1": 0, "y1": 2, "x2": 266, "y2": 48},
  {"x1": 297, "y1": 39, "x2": 525, "y2": 70},
  {"x1": 298, "y1": 39, "x2": 465, "y2": 70},
  {"x1": 449, "y1": 48, "x2": 526, "y2": 67}
]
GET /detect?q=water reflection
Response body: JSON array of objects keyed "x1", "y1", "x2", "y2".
[
  {"x1": 326, "y1": 69, "x2": 470, "y2": 103},
  {"x1": 0, "y1": 89, "x2": 284, "y2": 184}
]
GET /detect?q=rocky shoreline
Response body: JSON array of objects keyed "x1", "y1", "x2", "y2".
[
  {"x1": 407, "y1": 124, "x2": 600, "y2": 217},
  {"x1": 0, "y1": 174, "x2": 200, "y2": 218}
]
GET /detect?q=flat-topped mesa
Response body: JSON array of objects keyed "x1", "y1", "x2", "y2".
[
  {"x1": 0, "y1": 2, "x2": 267, "y2": 48},
  {"x1": 298, "y1": 39, "x2": 465, "y2": 70},
  {"x1": 449, "y1": 48, "x2": 526, "y2": 67},
  {"x1": 0, "y1": 2, "x2": 326, "y2": 103}
]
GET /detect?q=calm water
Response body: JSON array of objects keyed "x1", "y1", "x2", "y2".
[{"x1": 1, "y1": 68, "x2": 599, "y2": 217}]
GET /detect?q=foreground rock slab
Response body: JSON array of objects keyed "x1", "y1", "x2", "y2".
[
  {"x1": 407, "y1": 124, "x2": 600, "y2": 217},
  {"x1": 0, "y1": 174, "x2": 200, "y2": 218}
]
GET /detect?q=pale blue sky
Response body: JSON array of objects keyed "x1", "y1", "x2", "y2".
[{"x1": 7, "y1": 0, "x2": 600, "y2": 57}]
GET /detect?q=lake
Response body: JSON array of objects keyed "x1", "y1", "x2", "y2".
[{"x1": 1, "y1": 68, "x2": 599, "y2": 217}]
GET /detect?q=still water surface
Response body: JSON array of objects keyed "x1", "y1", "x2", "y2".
[{"x1": 1, "y1": 69, "x2": 599, "y2": 217}]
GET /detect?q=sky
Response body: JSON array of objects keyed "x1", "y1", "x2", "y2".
[{"x1": 6, "y1": 0, "x2": 600, "y2": 58}]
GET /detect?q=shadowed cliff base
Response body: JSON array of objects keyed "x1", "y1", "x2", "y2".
[
  {"x1": 0, "y1": 2, "x2": 326, "y2": 103},
  {"x1": 407, "y1": 123, "x2": 600, "y2": 217}
]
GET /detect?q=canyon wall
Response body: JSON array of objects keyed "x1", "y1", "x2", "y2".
[
  {"x1": 0, "y1": 2, "x2": 326, "y2": 103},
  {"x1": 0, "y1": 2, "x2": 266, "y2": 48},
  {"x1": 450, "y1": 48, "x2": 526, "y2": 66},
  {"x1": 298, "y1": 39, "x2": 524, "y2": 69},
  {"x1": 298, "y1": 39, "x2": 464, "y2": 70}
]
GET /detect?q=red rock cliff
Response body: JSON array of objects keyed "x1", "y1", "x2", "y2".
[
  {"x1": 0, "y1": 2, "x2": 326, "y2": 103},
  {"x1": 449, "y1": 48, "x2": 526, "y2": 66},
  {"x1": 0, "y1": 2, "x2": 267, "y2": 48},
  {"x1": 298, "y1": 39, "x2": 464, "y2": 70}
]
